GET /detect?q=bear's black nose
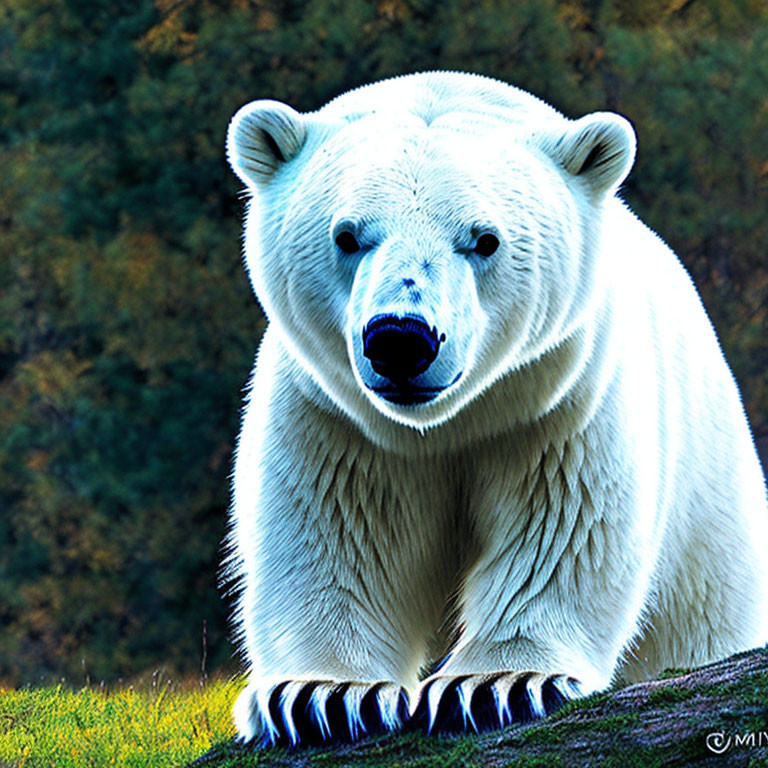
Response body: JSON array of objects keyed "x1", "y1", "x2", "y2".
[{"x1": 362, "y1": 314, "x2": 445, "y2": 385}]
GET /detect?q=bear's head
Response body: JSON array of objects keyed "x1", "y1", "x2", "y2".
[{"x1": 227, "y1": 77, "x2": 635, "y2": 435}]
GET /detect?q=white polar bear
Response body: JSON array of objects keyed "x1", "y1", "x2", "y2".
[{"x1": 224, "y1": 71, "x2": 768, "y2": 746}]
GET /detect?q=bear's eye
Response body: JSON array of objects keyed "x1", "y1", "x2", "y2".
[
  {"x1": 335, "y1": 231, "x2": 360, "y2": 254},
  {"x1": 474, "y1": 233, "x2": 500, "y2": 257}
]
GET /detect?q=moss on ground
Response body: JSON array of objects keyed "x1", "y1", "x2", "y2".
[{"x1": 646, "y1": 685, "x2": 696, "y2": 706}]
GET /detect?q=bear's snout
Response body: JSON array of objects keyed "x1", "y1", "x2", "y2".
[{"x1": 362, "y1": 314, "x2": 445, "y2": 385}]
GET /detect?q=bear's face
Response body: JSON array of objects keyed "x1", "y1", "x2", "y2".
[
  {"x1": 228, "y1": 98, "x2": 634, "y2": 431},
  {"x1": 335, "y1": 123, "x2": 572, "y2": 413}
]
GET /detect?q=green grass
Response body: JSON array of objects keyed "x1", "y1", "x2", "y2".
[{"x1": 0, "y1": 675, "x2": 245, "y2": 768}]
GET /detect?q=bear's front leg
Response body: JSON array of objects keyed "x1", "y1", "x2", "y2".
[
  {"x1": 230, "y1": 334, "x2": 458, "y2": 746},
  {"x1": 411, "y1": 435, "x2": 652, "y2": 735}
]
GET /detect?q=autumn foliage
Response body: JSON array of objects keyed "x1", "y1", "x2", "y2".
[{"x1": 1, "y1": 0, "x2": 766, "y2": 685}]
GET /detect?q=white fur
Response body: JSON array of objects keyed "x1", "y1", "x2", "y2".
[{"x1": 225, "y1": 72, "x2": 768, "y2": 743}]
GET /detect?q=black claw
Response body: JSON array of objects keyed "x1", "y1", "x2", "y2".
[
  {"x1": 265, "y1": 681, "x2": 291, "y2": 745},
  {"x1": 366, "y1": 684, "x2": 411, "y2": 732},
  {"x1": 291, "y1": 681, "x2": 324, "y2": 745},
  {"x1": 468, "y1": 673, "x2": 506, "y2": 732},
  {"x1": 416, "y1": 675, "x2": 473, "y2": 734},
  {"x1": 324, "y1": 683, "x2": 352, "y2": 743},
  {"x1": 410, "y1": 679, "x2": 432, "y2": 729},
  {"x1": 396, "y1": 686, "x2": 410, "y2": 728},
  {"x1": 507, "y1": 672, "x2": 538, "y2": 724},
  {"x1": 360, "y1": 682, "x2": 386, "y2": 734},
  {"x1": 361, "y1": 683, "x2": 411, "y2": 736},
  {"x1": 541, "y1": 675, "x2": 569, "y2": 715}
]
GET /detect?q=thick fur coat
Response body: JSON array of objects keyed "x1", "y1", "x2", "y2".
[{"x1": 224, "y1": 72, "x2": 768, "y2": 745}]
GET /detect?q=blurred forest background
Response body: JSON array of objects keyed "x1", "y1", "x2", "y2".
[{"x1": 1, "y1": 0, "x2": 767, "y2": 687}]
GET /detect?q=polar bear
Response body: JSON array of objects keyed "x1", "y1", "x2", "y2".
[{"x1": 224, "y1": 72, "x2": 768, "y2": 746}]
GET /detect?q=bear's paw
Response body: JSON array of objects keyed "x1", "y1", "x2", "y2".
[
  {"x1": 240, "y1": 679, "x2": 410, "y2": 747},
  {"x1": 411, "y1": 671, "x2": 581, "y2": 735}
]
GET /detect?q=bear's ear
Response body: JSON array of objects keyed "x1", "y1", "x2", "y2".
[
  {"x1": 542, "y1": 112, "x2": 636, "y2": 197},
  {"x1": 226, "y1": 100, "x2": 307, "y2": 188}
]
